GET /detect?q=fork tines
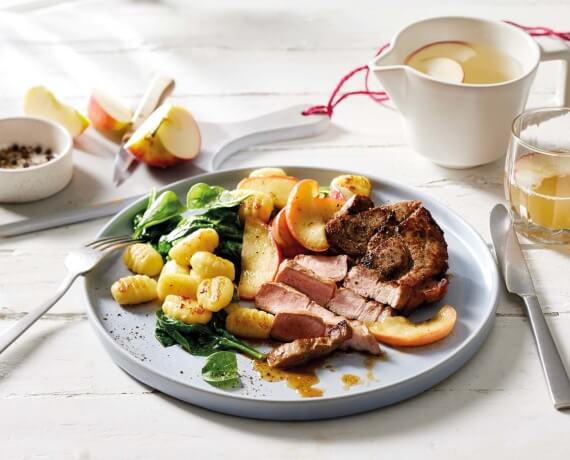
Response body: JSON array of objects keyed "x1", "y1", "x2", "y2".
[{"x1": 86, "y1": 235, "x2": 140, "y2": 251}]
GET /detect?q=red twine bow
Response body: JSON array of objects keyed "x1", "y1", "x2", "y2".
[{"x1": 303, "y1": 21, "x2": 570, "y2": 118}]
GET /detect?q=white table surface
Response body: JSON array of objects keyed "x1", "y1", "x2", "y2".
[{"x1": 1, "y1": 1, "x2": 570, "y2": 458}]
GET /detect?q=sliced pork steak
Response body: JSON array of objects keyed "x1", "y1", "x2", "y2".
[
  {"x1": 294, "y1": 254, "x2": 348, "y2": 282},
  {"x1": 326, "y1": 288, "x2": 394, "y2": 322},
  {"x1": 255, "y1": 282, "x2": 337, "y2": 320},
  {"x1": 270, "y1": 312, "x2": 327, "y2": 342},
  {"x1": 267, "y1": 320, "x2": 352, "y2": 368},
  {"x1": 274, "y1": 259, "x2": 336, "y2": 306},
  {"x1": 256, "y1": 282, "x2": 381, "y2": 355}
]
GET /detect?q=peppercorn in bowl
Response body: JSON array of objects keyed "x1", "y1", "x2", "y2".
[{"x1": 0, "y1": 117, "x2": 73, "y2": 202}]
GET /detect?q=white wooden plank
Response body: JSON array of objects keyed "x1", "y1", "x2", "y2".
[{"x1": 1, "y1": 315, "x2": 569, "y2": 459}]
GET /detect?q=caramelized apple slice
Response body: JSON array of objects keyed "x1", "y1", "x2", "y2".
[
  {"x1": 367, "y1": 305, "x2": 457, "y2": 347},
  {"x1": 238, "y1": 218, "x2": 282, "y2": 300},
  {"x1": 285, "y1": 179, "x2": 343, "y2": 252},
  {"x1": 237, "y1": 175, "x2": 298, "y2": 208},
  {"x1": 329, "y1": 174, "x2": 372, "y2": 201},
  {"x1": 271, "y1": 208, "x2": 305, "y2": 257}
]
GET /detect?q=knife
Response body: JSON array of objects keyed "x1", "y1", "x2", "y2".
[
  {"x1": 490, "y1": 204, "x2": 570, "y2": 409},
  {"x1": 113, "y1": 75, "x2": 176, "y2": 186}
]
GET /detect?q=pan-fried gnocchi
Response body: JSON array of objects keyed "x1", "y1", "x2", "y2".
[
  {"x1": 162, "y1": 294, "x2": 212, "y2": 324},
  {"x1": 123, "y1": 243, "x2": 164, "y2": 276},
  {"x1": 157, "y1": 270, "x2": 201, "y2": 301},
  {"x1": 197, "y1": 276, "x2": 234, "y2": 312},
  {"x1": 238, "y1": 190, "x2": 274, "y2": 223},
  {"x1": 225, "y1": 307, "x2": 274, "y2": 339},
  {"x1": 190, "y1": 251, "x2": 235, "y2": 281},
  {"x1": 168, "y1": 228, "x2": 219, "y2": 266},
  {"x1": 111, "y1": 275, "x2": 157, "y2": 305}
]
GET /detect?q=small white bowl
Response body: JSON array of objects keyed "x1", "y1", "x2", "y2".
[{"x1": 0, "y1": 117, "x2": 73, "y2": 203}]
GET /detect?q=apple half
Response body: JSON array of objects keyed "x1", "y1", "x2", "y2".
[
  {"x1": 24, "y1": 86, "x2": 89, "y2": 138},
  {"x1": 124, "y1": 103, "x2": 201, "y2": 168},
  {"x1": 87, "y1": 89, "x2": 132, "y2": 133},
  {"x1": 421, "y1": 57, "x2": 464, "y2": 83}
]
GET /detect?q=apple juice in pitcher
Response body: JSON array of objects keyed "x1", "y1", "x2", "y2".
[{"x1": 405, "y1": 41, "x2": 523, "y2": 84}]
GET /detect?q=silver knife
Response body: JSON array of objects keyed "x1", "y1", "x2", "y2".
[
  {"x1": 113, "y1": 75, "x2": 176, "y2": 186},
  {"x1": 490, "y1": 204, "x2": 570, "y2": 409}
]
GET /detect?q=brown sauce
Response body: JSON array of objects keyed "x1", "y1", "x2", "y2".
[
  {"x1": 341, "y1": 373, "x2": 362, "y2": 390},
  {"x1": 253, "y1": 359, "x2": 324, "y2": 398},
  {"x1": 364, "y1": 354, "x2": 385, "y2": 381}
]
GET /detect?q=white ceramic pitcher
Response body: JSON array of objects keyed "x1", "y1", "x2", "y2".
[{"x1": 369, "y1": 16, "x2": 570, "y2": 169}]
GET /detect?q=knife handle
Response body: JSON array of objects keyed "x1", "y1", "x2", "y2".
[
  {"x1": 523, "y1": 294, "x2": 570, "y2": 409},
  {"x1": 122, "y1": 75, "x2": 176, "y2": 143}
]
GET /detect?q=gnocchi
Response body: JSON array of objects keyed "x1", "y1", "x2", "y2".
[
  {"x1": 197, "y1": 276, "x2": 234, "y2": 312},
  {"x1": 157, "y1": 269, "x2": 201, "y2": 301},
  {"x1": 238, "y1": 189, "x2": 274, "y2": 223},
  {"x1": 225, "y1": 307, "x2": 274, "y2": 339},
  {"x1": 168, "y1": 228, "x2": 219, "y2": 266},
  {"x1": 162, "y1": 294, "x2": 212, "y2": 324},
  {"x1": 111, "y1": 275, "x2": 157, "y2": 305},
  {"x1": 190, "y1": 251, "x2": 235, "y2": 281},
  {"x1": 123, "y1": 243, "x2": 164, "y2": 276}
]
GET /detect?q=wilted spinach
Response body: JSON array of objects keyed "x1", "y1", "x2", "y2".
[
  {"x1": 201, "y1": 351, "x2": 241, "y2": 389},
  {"x1": 132, "y1": 190, "x2": 185, "y2": 239},
  {"x1": 155, "y1": 310, "x2": 265, "y2": 360}
]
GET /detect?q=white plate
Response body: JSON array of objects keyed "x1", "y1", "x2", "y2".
[{"x1": 83, "y1": 166, "x2": 499, "y2": 420}]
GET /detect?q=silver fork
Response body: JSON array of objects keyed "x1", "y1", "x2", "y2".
[{"x1": 0, "y1": 235, "x2": 140, "y2": 354}]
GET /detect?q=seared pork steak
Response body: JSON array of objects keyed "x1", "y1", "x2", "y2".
[
  {"x1": 327, "y1": 198, "x2": 448, "y2": 312},
  {"x1": 270, "y1": 312, "x2": 327, "y2": 342}
]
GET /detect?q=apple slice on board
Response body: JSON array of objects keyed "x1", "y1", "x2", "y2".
[
  {"x1": 87, "y1": 89, "x2": 132, "y2": 133},
  {"x1": 23, "y1": 86, "x2": 90, "y2": 137},
  {"x1": 124, "y1": 103, "x2": 201, "y2": 167},
  {"x1": 238, "y1": 218, "x2": 282, "y2": 300}
]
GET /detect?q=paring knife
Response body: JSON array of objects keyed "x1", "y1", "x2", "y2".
[
  {"x1": 113, "y1": 75, "x2": 176, "y2": 186},
  {"x1": 490, "y1": 204, "x2": 570, "y2": 410}
]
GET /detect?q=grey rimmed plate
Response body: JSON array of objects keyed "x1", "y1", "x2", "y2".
[{"x1": 83, "y1": 166, "x2": 499, "y2": 420}]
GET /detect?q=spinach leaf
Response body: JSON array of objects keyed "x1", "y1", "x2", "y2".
[
  {"x1": 201, "y1": 351, "x2": 241, "y2": 388},
  {"x1": 186, "y1": 183, "x2": 249, "y2": 210},
  {"x1": 155, "y1": 311, "x2": 265, "y2": 360},
  {"x1": 157, "y1": 207, "x2": 244, "y2": 268},
  {"x1": 133, "y1": 190, "x2": 185, "y2": 238}
]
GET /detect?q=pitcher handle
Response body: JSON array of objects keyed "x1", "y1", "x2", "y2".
[{"x1": 538, "y1": 39, "x2": 570, "y2": 107}]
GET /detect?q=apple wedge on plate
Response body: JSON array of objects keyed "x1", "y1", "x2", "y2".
[
  {"x1": 124, "y1": 103, "x2": 201, "y2": 167},
  {"x1": 238, "y1": 218, "x2": 282, "y2": 300}
]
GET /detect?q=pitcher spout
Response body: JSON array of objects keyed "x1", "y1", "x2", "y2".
[{"x1": 369, "y1": 50, "x2": 409, "y2": 114}]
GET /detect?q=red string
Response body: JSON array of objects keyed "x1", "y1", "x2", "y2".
[{"x1": 303, "y1": 22, "x2": 570, "y2": 118}]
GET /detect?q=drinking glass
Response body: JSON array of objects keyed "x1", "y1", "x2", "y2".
[{"x1": 505, "y1": 107, "x2": 570, "y2": 243}]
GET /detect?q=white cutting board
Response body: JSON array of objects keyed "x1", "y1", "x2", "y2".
[{"x1": 0, "y1": 105, "x2": 329, "y2": 235}]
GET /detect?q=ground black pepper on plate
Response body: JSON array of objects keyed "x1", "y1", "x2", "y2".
[{"x1": 0, "y1": 143, "x2": 56, "y2": 169}]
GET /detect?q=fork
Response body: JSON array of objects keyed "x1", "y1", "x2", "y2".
[{"x1": 0, "y1": 235, "x2": 140, "y2": 354}]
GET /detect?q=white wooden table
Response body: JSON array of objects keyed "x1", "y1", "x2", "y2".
[{"x1": 1, "y1": 1, "x2": 569, "y2": 458}]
